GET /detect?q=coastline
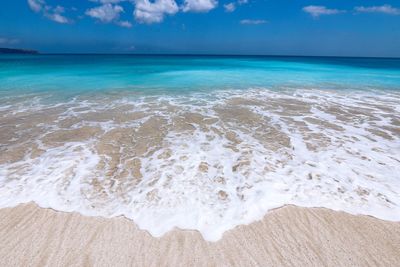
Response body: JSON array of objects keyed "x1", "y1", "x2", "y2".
[
  {"x1": 1, "y1": 203, "x2": 399, "y2": 266},
  {"x1": 1, "y1": 56, "x2": 399, "y2": 266}
]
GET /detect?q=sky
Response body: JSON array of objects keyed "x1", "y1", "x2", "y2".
[{"x1": 0, "y1": 0, "x2": 400, "y2": 56}]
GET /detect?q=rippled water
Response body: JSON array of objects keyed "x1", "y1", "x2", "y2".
[{"x1": 0, "y1": 55, "x2": 399, "y2": 241}]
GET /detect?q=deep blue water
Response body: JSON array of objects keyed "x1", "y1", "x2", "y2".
[{"x1": 0, "y1": 55, "x2": 400, "y2": 99}]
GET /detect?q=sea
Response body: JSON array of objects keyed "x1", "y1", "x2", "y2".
[{"x1": 0, "y1": 54, "x2": 399, "y2": 241}]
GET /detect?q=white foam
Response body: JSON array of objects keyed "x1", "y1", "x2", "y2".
[{"x1": 0, "y1": 88, "x2": 399, "y2": 241}]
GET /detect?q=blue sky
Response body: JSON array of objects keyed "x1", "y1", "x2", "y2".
[{"x1": 1, "y1": 0, "x2": 400, "y2": 56}]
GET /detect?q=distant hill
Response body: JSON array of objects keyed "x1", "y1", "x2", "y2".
[{"x1": 0, "y1": 48, "x2": 39, "y2": 54}]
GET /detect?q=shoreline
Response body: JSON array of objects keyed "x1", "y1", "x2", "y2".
[
  {"x1": 1, "y1": 203, "x2": 399, "y2": 266},
  {"x1": 1, "y1": 88, "x2": 399, "y2": 241},
  {"x1": 1, "y1": 201, "x2": 399, "y2": 240}
]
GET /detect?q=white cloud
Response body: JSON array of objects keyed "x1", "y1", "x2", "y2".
[
  {"x1": 224, "y1": 3, "x2": 235, "y2": 12},
  {"x1": 45, "y1": 13, "x2": 70, "y2": 24},
  {"x1": 303, "y1": 5, "x2": 344, "y2": 18},
  {"x1": 240, "y1": 19, "x2": 267, "y2": 25},
  {"x1": 86, "y1": 3, "x2": 124, "y2": 23},
  {"x1": 86, "y1": 2, "x2": 135, "y2": 27},
  {"x1": 27, "y1": 0, "x2": 72, "y2": 23},
  {"x1": 133, "y1": 0, "x2": 179, "y2": 24},
  {"x1": 0, "y1": 37, "x2": 20, "y2": 45},
  {"x1": 355, "y1": 4, "x2": 400, "y2": 15},
  {"x1": 182, "y1": 0, "x2": 218, "y2": 13},
  {"x1": 46, "y1": 5, "x2": 71, "y2": 24},
  {"x1": 223, "y1": 0, "x2": 248, "y2": 13},
  {"x1": 53, "y1": 5, "x2": 65, "y2": 13},
  {"x1": 27, "y1": 0, "x2": 44, "y2": 12},
  {"x1": 26, "y1": 0, "x2": 257, "y2": 27},
  {"x1": 117, "y1": 20, "x2": 133, "y2": 27}
]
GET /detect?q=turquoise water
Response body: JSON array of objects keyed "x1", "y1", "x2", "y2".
[
  {"x1": 1, "y1": 55, "x2": 400, "y2": 98},
  {"x1": 1, "y1": 55, "x2": 400, "y2": 241}
]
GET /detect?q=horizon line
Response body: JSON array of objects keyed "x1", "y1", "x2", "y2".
[
  {"x1": 10, "y1": 53, "x2": 400, "y2": 60},
  {"x1": 1, "y1": 48, "x2": 399, "y2": 59}
]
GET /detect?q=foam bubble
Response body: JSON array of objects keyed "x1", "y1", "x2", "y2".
[{"x1": 0, "y1": 88, "x2": 399, "y2": 241}]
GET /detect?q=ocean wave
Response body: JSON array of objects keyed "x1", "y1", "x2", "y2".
[{"x1": 0, "y1": 88, "x2": 399, "y2": 241}]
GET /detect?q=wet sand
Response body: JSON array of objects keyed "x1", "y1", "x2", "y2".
[{"x1": 0, "y1": 203, "x2": 399, "y2": 267}]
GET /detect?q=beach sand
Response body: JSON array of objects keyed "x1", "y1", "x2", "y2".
[{"x1": 0, "y1": 204, "x2": 399, "y2": 266}]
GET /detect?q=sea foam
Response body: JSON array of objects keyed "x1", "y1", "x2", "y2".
[{"x1": 0, "y1": 88, "x2": 399, "y2": 241}]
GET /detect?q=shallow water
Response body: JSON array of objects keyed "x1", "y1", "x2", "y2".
[{"x1": 0, "y1": 55, "x2": 400, "y2": 241}]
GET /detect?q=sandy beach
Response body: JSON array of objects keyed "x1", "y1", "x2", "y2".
[
  {"x1": 0, "y1": 204, "x2": 399, "y2": 267},
  {"x1": 1, "y1": 56, "x2": 400, "y2": 267},
  {"x1": 2, "y1": 1, "x2": 400, "y2": 265}
]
